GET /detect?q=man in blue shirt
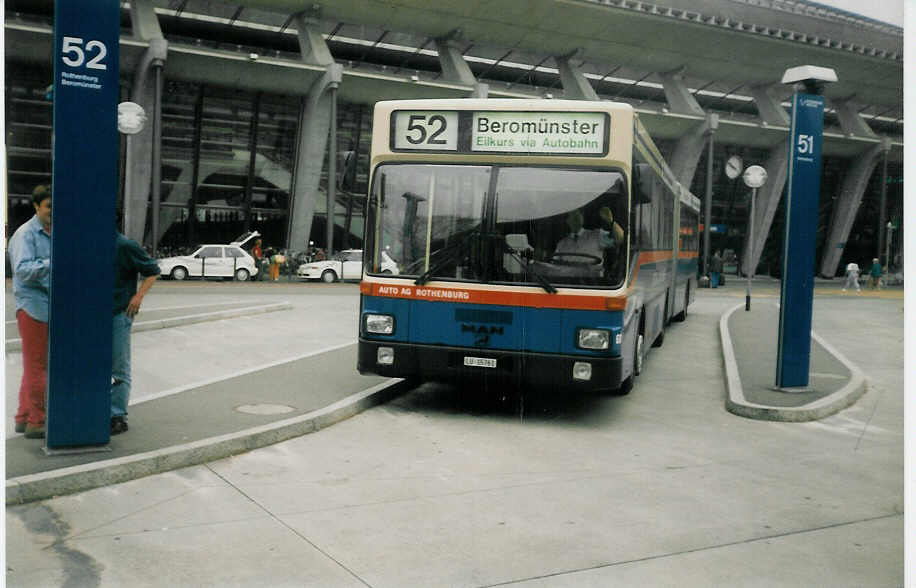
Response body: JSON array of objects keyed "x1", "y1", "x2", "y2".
[
  {"x1": 8, "y1": 185, "x2": 52, "y2": 438},
  {"x1": 111, "y1": 232, "x2": 160, "y2": 434}
]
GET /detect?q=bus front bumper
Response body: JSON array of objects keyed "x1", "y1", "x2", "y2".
[{"x1": 358, "y1": 339, "x2": 624, "y2": 392}]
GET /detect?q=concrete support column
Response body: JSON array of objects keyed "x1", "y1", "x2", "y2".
[
  {"x1": 434, "y1": 37, "x2": 477, "y2": 87},
  {"x1": 123, "y1": 0, "x2": 167, "y2": 246},
  {"x1": 296, "y1": 16, "x2": 334, "y2": 66},
  {"x1": 735, "y1": 84, "x2": 792, "y2": 276},
  {"x1": 287, "y1": 16, "x2": 340, "y2": 251},
  {"x1": 818, "y1": 140, "x2": 886, "y2": 277},
  {"x1": 288, "y1": 66, "x2": 344, "y2": 252},
  {"x1": 741, "y1": 139, "x2": 789, "y2": 276},
  {"x1": 555, "y1": 55, "x2": 599, "y2": 101},
  {"x1": 659, "y1": 70, "x2": 705, "y2": 116},
  {"x1": 748, "y1": 84, "x2": 791, "y2": 126},
  {"x1": 669, "y1": 113, "x2": 717, "y2": 188},
  {"x1": 833, "y1": 98, "x2": 878, "y2": 139},
  {"x1": 470, "y1": 83, "x2": 489, "y2": 98}
]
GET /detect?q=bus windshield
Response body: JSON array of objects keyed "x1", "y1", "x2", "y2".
[{"x1": 367, "y1": 164, "x2": 628, "y2": 289}]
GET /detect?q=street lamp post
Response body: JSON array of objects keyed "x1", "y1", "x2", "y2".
[
  {"x1": 742, "y1": 165, "x2": 768, "y2": 311},
  {"x1": 885, "y1": 221, "x2": 894, "y2": 274}
]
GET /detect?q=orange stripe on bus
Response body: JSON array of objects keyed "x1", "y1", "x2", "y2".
[
  {"x1": 362, "y1": 280, "x2": 626, "y2": 311},
  {"x1": 637, "y1": 251, "x2": 674, "y2": 264}
]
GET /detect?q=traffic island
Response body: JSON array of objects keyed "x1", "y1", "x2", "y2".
[{"x1": 720, "y1": 302, "x2": 866, "y2": 421}]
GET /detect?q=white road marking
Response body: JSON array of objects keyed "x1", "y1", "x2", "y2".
[{"x1": 130, "y1": 340, "x2": 357, "y2": 406}]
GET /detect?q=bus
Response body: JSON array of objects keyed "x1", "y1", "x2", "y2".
[{"x1": 357, "y1": 99, "x2": 699, "y2": 394}]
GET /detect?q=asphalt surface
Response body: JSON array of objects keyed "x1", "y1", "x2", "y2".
[
  {"x1": 4, "y1": 276, "x2": 904, "y2": 586},
  {"x1": 4, "y1": 276, "x2": 892, "y2": 502}
]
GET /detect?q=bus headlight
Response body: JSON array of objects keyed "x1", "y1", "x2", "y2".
[
  {"x1": 573, "y1": 362, "x2": 592, "y2": 381},
  {"x1": 377, "y1": 347, "x2": 395, "y2": 365},
  {"x1": 577, "y1": 329, "x2": 609, "y2": 350},
  {"x1": 365, "y1": 314, "x2": 394, "y2": 334}
]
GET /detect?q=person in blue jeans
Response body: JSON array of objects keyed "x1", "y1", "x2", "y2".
[
  {"x1": 112, "y1": 232, "x2": 160, "y2": 434},
  {"x1": 709, "y1": 249, "x2": 723, "y2": 288}
]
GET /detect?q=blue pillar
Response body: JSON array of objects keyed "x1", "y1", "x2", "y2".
[
  {"x1": 775, "y1": 92, "x2": 825, "y2": 389},
  {"x1": 47, "y1": 0, "x2": 120, "y2": 447}
]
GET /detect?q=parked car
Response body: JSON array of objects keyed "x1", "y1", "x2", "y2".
[
  {"x1": 158, "y1": 232, "x2": 260, "y2": 281},
  {"x1": 297, "y1": 249, "x2": 398, "y2": 282}
]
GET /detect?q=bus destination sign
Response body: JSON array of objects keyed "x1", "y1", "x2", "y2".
[
  {"x1": 391, "y1": 110, "x2": 609, "y2": 156},
  {"x1": 472, "y1": 111, "x2": 606, "y2": 155}
]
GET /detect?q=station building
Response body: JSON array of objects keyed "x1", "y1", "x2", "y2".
[{"x1": 4, "y1": 0, "x2": 903, "y2": 276}]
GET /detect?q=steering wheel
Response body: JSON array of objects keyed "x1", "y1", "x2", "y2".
[{"x1": 547, "y1": 252, "x2": 603, "y2": 266}]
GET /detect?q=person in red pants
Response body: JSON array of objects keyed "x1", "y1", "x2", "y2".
[{"x1": 8, "y1": 185, "x2": 52, "y2": 438}]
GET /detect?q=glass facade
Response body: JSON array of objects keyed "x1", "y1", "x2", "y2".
[
  {"x1": 4, "y1": 64, "x2": 373, "y2": 260},
  {"x1": 3, "y1": 60, "x2": 900, "y2": 276},
  {"x1": 6, "y1": 64, "x2": 54, "y2": 232},
  {"x1": 158, "y1": 82, "x2": 299, "y2": 254}
]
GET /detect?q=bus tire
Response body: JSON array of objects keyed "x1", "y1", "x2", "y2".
[
  {"x1": 615, "y1": 375, "x2": 633, "y2": 395},
  {"x1": 652, "y1": 301, "x2": 665, "y2": 347},
  {"x1": 673, "y1": 284, "x2": 688, "y2": 322},
  {"x1": 614, "y1": 328, "x2": 642, "y2": 396}
]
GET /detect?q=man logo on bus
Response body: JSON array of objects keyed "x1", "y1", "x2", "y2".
[{"x1": 462, "y1": 324, "x2": 503, "y2": 347}]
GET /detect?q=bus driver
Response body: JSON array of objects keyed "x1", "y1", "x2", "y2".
[{"x1": 553, "y1": 207, "x2": 624, "y2": 269}]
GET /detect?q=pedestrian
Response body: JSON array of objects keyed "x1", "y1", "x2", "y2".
[
  {"x1": 250, "y1": 238, "x2": 263, "y2": 281},
  {"x1": 869, "y1": 257, "x2": 882, "y2": 290},
  {"x1": 111, "y1": 231, "x2": 160, "y2": 434},
  {"x1": 269, "y1": 247, "x2": 284, "y2": 281},
  {"x1": 842, "y1": 260, "x2": 860, "y2": 292},
  {"x1": 710, "y1": 249, "x2": 723, "y2": 288},
  {"x1": 8, "y1": 185, "x2": 52, "y2": 438}
]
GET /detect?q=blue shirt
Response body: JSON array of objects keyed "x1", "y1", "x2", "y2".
[{"x1": 8, "y1": 215, "x2": 51, "y2": 322}]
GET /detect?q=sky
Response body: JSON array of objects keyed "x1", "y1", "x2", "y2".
[{"x1": 810, "y1": 0, "x2": 904, "y2": 27}]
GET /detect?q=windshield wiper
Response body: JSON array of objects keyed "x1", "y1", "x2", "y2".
[
  {"x1": 501, "y1": 243, "x2": 557, "y2": 294},
  {"x1": 414, "y1": 250, "x2": 463, "y2": 286},
  {"x1": 414, "y1": 229, "x2": 479, "y2": 286}
]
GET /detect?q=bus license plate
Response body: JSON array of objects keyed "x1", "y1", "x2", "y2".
[{"x1": 464, "y1": 356, "x2": 497, "y2": 368}]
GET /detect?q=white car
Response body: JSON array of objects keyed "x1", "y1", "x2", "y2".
[
  {"x1": 297, "y1": 249, "x2": 398, "y2": 282},
  {"x1": 158, "y1": 233, "x2": 260, "y2": 281}
]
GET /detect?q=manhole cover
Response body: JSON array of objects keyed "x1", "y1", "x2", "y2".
[{"x1": 235, "y1": 404, "x2": 296, "y2": 415}]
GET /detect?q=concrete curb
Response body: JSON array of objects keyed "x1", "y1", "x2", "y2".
[
  {"x1": 6, "y1": 378, "x2": 411, "y2": 505},
  {"x1": 720, "y1": 302, "x2": 867, "y2": 422},
  {"x1": 5, "y1": 302, "x2": 293, "y2": 352}
]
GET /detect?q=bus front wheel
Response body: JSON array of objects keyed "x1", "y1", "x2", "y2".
[
  {"x1": 634, "y1": 331, "x2": 644, "y2": 376},
  {"x1": 615, "y1": 327, "x2": 643, "y2": 395},
  {"x1": 653, "y1": 298, "x2": 666, "y2": 347}
]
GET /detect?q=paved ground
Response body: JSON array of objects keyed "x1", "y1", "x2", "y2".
[{"x1": 4, "y1": 277, "x2": 905, "y2": 586}]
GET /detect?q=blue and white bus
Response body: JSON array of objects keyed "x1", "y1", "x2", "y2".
[{"x1": 357, "y1": 99, "x2": 698, "y2": 394}]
